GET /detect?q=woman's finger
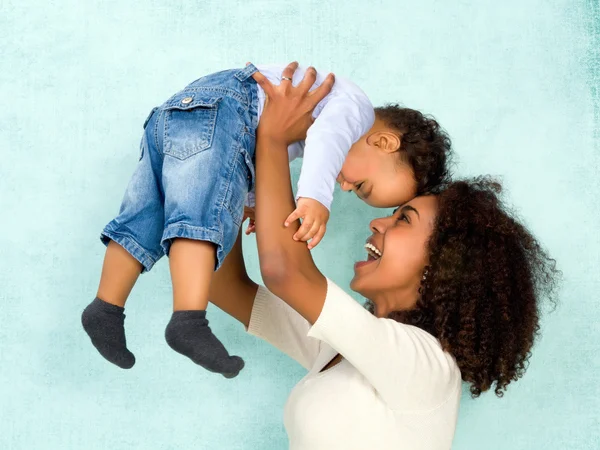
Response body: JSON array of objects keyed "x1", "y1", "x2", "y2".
[
  {"x1": 297, "y1": 66, "x2": 317, "y2": 94},
  {"x1": 308, "y1": 73, "x2": 335, "y2": 106},
  {"x1": 294, "y1": 218, "x2": 314, "y2": 241},
  {"x1": 280, "y1": 61, "x2": 299, "y2": 87},
  {"x1": 251, "y1": 68, "x2": 276, "y2": 98},
  {"x1": 307, "y1": 225, "x2": 326, "y2": 249}
]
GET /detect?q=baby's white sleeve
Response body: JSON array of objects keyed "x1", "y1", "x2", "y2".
[{"x1": 296, "y1": 95, "x2": 374, "y2": 210}]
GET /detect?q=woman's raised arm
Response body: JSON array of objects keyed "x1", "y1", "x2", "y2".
[{"x1": 253, "y1": 62, "x2": 334, "y2": 324}]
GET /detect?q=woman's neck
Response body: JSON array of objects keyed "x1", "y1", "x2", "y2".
[{"x1": 369, "y1": 287, "x2": 418, "y2": 318}]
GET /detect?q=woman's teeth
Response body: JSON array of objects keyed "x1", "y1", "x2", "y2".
[{"x1": 364, "y1": 242, "x2": 382, "y2": 259}]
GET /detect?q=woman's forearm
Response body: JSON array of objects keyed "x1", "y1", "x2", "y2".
[
  {"x1": 254, "y1": 136, "x2": 327, "y2": 323},
  {"x1": 254, "y1": 136, "x2": 307, "y2": 278},
  {"x1": 209, "y1": 230, "x2": 258, "y2": 328}
]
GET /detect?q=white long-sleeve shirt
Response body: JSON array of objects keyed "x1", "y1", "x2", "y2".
[
  {"x1": 248, "y1": 279, "x2": 462, "y2": 450},
  {"x1": 247, "y1": 64, "x2": 375, "y2": 210}
]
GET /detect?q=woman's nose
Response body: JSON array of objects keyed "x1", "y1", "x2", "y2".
[{"x1": 369, "y1": 217, "x2": 389, "y2": 234}]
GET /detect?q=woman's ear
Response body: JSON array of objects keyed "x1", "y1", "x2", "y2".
[{"x1": 366, "y1": 131, "x2": 401, "y2": 154}]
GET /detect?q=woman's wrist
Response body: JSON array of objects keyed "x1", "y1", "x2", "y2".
[{"x1": 257, "y1": 133, "x2": 291, "y2": 149}]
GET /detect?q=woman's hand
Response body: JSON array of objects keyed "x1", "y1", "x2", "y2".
[
  {"x1": 251, "y1": 62, "x2": 335, "y2": 145},
  {"x1": 250, "y1": 62, "x2": 335, "y2": 249}
]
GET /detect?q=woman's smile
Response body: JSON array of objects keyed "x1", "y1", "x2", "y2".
[{"x1": 354, "y1": 238, "x2": 383, "y2": 271}]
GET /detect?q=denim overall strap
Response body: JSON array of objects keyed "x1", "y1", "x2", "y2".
[{"x1": 234, "y1": 63, "x2": 259, "y2": 82}]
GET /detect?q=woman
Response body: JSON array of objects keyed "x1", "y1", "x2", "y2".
[{"x1": 209, "y1": 64, "x2": 559, "y2": 449}]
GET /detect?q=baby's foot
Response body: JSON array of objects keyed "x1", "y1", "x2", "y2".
[
  {"x1": 165, "y1": 311, "x2": 244, "y2": 378},
  {"x1": 81, "y1": 298, "x2": 136, "y2": 369}
]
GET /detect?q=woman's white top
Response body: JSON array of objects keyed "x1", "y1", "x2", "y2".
[{"x1": 248, "y1": 279, "x2": 462, "y2": 450}]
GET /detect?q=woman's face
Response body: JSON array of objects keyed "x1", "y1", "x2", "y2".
[{"x1": 350, "y1": 195, "x2": 438, "y2": 313}]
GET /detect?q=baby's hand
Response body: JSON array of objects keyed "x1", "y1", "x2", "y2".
[
  {"x1": 243, "y1": 206, "x2": 256, "y2": 235},
  {"x1": 284, "y1": 198, "x2": 330, "y2": 249}
]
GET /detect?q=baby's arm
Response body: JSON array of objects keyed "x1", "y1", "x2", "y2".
[{"x1": 288, "y1": 93, "x2": 375, "y2": 248}]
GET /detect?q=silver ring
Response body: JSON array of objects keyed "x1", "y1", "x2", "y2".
[{"x1": 281, "y1": 76, "x2": 293, "y2": 81}]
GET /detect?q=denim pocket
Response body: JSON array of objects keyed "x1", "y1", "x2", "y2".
[{"x1": 163, "y1": 93, "x2": 222, "y2": 160}]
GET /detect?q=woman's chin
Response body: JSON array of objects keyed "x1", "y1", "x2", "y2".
[
  {"x1": 351, "y1": 260, "x2": 376, "y2": 292},
  {"x1": 349, "y1": 273, "x2": 367, "y2": 295}
]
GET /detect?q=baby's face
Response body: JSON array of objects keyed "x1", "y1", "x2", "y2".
[{"x1": 338, "y1": 132, "x2": 417, "y2": 208}]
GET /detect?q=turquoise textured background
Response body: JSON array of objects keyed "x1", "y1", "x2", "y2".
[{"x1": 1, "y1": 1, "x2": 598, "y2": 449}]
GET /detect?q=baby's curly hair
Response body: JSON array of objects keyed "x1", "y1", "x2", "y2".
[
  {"x1": 375, "y1": 105, "x2": 452, "y2": 194},
  {"x1": 389, "y1": 177, "x2": 560, "y2": 398}
]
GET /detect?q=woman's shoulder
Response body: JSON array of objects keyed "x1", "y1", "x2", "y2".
[
  {"x1": 311, "y1": 279, "x2": 460, "y2": 411},
  {"x1": 326, "y1": 279, "x2": 460, "y2": 380},
  {"x1": 397, "y1": 322, "x2": 460, "y2": 374}
]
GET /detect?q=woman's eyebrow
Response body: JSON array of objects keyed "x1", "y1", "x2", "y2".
[{"x1": 401, "y1": 205, "x2": 420, "y2": 219}]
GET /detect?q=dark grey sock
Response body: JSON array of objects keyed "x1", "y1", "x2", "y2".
[
  {"x1": 81, "y1": 297, "x2": 136, "y2": 369},
  {"x1": 165, "y1": 311, "x2": 244, "y2": 378}
]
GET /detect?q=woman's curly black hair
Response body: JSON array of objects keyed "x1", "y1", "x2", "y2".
[
  {"x1": 387, "y1": 177, "x2": 560, "y2": 398},
  {"x1": 375, "y1": 105, "x2": 453, "y2": 194}
]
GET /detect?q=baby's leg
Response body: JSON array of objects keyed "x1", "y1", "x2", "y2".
[
  {"x1": 169, "y1": 239, "x2": 215, "y2": 311},
  {"x1": 161, "y1": 92, "x2": 254, "y2": 378},
  {"x1": 165, "y1": 238, "x2": 244, "y2": 377},
  {"x1": 97, "y1": 240, "x2": 143, "y2": 308},
  {"x1": 81, "y1": 242, "x2": 142, "y2": 369},
  {"x1": 82, "y1": 109, "x2": 165, "y2": 369}
]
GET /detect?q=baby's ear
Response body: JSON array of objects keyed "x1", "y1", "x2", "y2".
[{"x1": 368, "y1": 131, "x2": 401, "y2": 153}]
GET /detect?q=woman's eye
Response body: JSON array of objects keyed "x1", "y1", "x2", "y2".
[
  {"x1": 397, "y1": 213, "x2": 410, "y2": 224},
  {"x1": 355, "y1": 182, "x2": 364, "y2": 191}
]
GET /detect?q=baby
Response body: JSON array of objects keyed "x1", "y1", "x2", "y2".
[{"x1": 81, "y1": 62, "x2": 451, "y2": 377}]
